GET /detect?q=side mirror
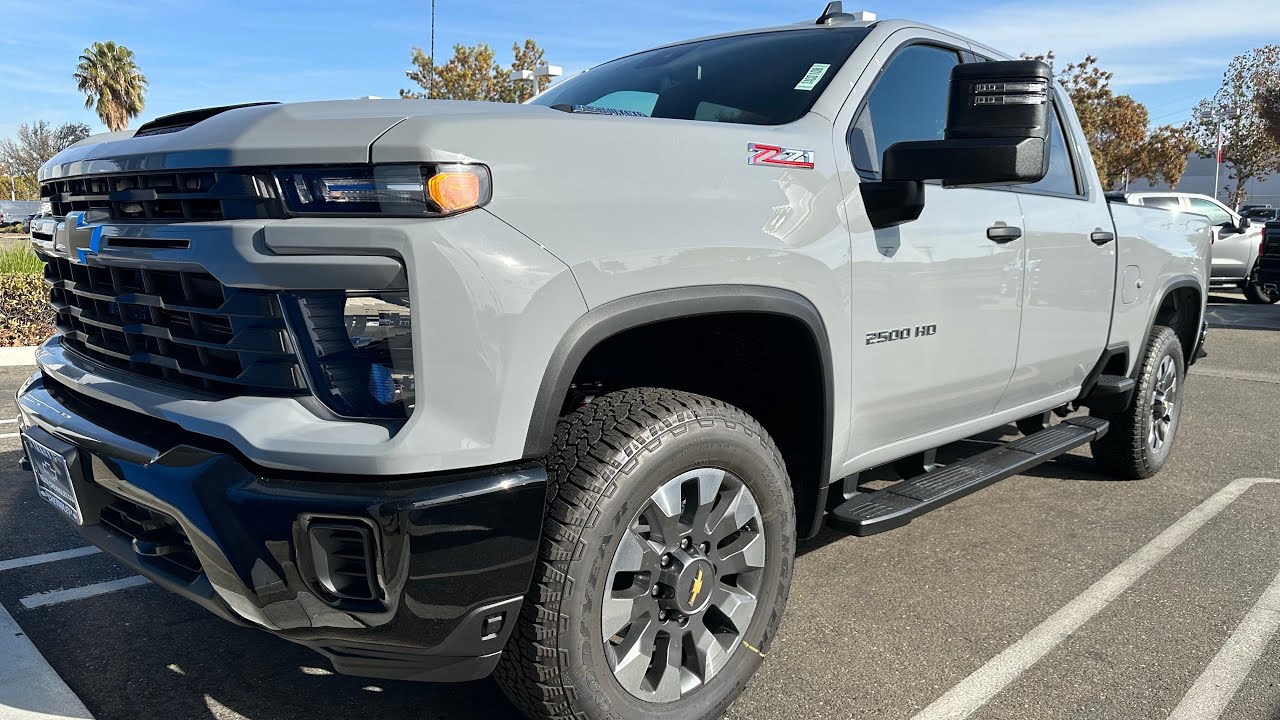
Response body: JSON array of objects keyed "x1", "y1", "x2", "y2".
[
  {"x1": 1238, "y1": 216, "x2": 1251, "y2": 232},
  {"x1": 884, "y1": 60, "x2": 1054, "y2": 187},
  {"x1": 860, "y1": 60, "x2": 1054, "y2": 229}
]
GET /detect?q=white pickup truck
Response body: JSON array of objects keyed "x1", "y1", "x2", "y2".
[{"x1": 19, "y1": 4, "x2": 1211, "y2": 719}]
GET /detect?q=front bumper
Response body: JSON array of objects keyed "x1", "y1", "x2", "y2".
[{"x1": 15, "y1": 371, "x2": 547, "y2": 682}]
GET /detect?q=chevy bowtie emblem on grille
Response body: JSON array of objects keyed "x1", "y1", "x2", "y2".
[
  {"x1": 57, "y1": 211, "x2": 103, "y2": 265},
  {"x1": 747, "y1": 143, "x2": 815, "y2": 169}
]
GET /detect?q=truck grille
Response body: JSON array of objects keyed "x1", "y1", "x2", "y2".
[
  {"x1": 45, "y1": 255, "x2": 307, "y2": 396},
  {"x1": 40, "y1": 170, "x2": 283, "y2": 222}
]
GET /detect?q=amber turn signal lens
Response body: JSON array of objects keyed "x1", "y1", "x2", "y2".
[{"x1": 428, "y1": 170, "x2": 483, "y2": 213}]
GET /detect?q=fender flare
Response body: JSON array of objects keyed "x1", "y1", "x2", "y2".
[
  {"x1": 522, "y1": 286, "x2": 835, "y2": 486},
  {"x1": 1142, "y1": 275, "x2": 1204, "y2": 366}
]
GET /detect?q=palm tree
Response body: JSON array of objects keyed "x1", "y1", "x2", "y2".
[{"x1": 73, "y1": 41, "x2": 148, "y2": 132}]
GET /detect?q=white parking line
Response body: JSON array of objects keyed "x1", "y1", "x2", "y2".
[
  {"x1": 0, "y1": 432, "x2": 19, "y2": 440},
  {"x1": 914, "y1": 477, "x2": 1280, "y2": 720},
  {"x1": 1, "y1": 417, "x2": 17, "y2": 424},
  {"x1": 0, "y1": 602, "x2": 94, "y2": 719},
  {"x1": 19, "y1": 576, "x2": 150, "y2": 610},
  {"x1": 1167, "y1": 565, "x2": 1280, "y2": 720},
  {"x1": 0, "y1": 547, "x2": 101, "y2": 573}
]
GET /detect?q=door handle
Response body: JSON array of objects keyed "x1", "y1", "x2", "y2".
[
  {"x1": 987, "y1": 225, "x2": 1022, "y2": 243},
  {"x1": 1091, "y1": 230, "x2": 1115, "y2": 245}
]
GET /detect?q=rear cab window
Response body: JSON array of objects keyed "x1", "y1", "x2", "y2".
[
  {"x1": 1140, "y1": 196, "x2": 1182, "y2": 211},
  {"x1": 532, "y1": 28, "x2": 871, "y2": 125}
]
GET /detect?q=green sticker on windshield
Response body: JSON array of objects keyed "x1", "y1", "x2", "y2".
[{"x1": 794, "y1": 63, "x2": 832, "y2": 91}]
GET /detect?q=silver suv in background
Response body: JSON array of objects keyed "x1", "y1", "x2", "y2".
[{"x1": 1113, "y1": 191, "x2": 1275, "y2": 303}]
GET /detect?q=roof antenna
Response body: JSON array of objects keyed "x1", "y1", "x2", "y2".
[{"x1": 817, "y1": 1, "x2": 854, "y2": 24}]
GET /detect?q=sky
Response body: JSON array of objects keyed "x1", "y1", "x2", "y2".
[{"x1": 1, "y1": 0, "x2": 1278, "y2": 142}]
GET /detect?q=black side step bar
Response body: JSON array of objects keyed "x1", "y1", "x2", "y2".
[{"x1": 828, "y1": 416, "x2": 1109, "y2": 537}]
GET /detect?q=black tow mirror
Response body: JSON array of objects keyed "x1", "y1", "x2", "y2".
[
  {"x1": 1237, "y1": 216, "x2": 1252, "y2": 232},
  {"x1": 883, "y1": 60, "x2": 1054, "y2": 187}
]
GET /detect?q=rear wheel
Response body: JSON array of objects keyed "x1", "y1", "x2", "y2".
[
  {"x1": 496, "y1": 388, "x2": 794, "y2": 720},
  {"x1": 1243, "y1": 271, "x2": 1280, "y2": 304},
  {"x1": 1090, "y1": 326, "x2": 1184, "y2": 479}
]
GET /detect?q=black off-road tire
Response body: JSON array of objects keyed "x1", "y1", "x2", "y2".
[
  {"x1": 1243, "y1": 272, "x2": 1280, "y2": 304},
  {"x1": 495, "y1": 388, "x2": 795, "y2": 720},
  {"x1": 1090, "y1": 326, "x2": 1185, "y2": 479}
]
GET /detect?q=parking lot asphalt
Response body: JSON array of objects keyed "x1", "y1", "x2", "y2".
[{"x1": 1, "y1": 292, "x2": 1278, "y2": 720}]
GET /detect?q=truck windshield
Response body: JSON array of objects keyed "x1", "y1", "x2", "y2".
[{"x1": 532, "y1": 28, "x2": 870, "y2": 126}]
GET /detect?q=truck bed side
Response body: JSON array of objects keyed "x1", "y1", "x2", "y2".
[{"x1": 1107, "y1": 201, "x2": 1212, "y2": 373}]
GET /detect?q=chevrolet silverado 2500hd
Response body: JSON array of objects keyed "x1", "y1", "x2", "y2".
[{"x1": 17, "y1": 5, "x2": 1211, "y2": 719}]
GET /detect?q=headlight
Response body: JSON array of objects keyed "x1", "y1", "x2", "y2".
[
  {"x1": 284, "y1": 291, "x2": 415, "y2": 420},
  {"x1": 276, "y1": 164, "x2": 491, "y2": 216}
]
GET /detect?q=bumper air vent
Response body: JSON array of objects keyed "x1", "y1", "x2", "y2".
[{"x1": 306, "y1": 520, "x2": 380, "y2": 602}]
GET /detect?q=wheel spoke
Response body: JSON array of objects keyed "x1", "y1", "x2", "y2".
[
  {"x1": 687, "y1": 615, "x2": 732, "y2": 681},
  {"x1": 689, "y1": 469, "x2": 727, "y2": 538},
  {"x1": 704, "y1": 483, "x2": 759, "y2": 543},
  {"x1": 711, "y1": 585, "x2": 758, "y2": 633},
  {"x1": 646, "y1": 480, "x2": 685, "y2": 547},
  {"x1": 610, "y1": 614, "x2": 660, "y2": 693},
  {"x1": 613, "y1": 528, "x2": 657, "y2": 574},
  {"x1": 716, "y1": 531, "x2": 766, "y2": 576},
  {"x1": 650, "y1": 631, "x2": 685, "y2": 701}
]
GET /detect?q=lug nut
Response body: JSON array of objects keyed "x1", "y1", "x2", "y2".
[
  {"x1": 678, "y1": 616, "x2": 689, "y2": 627},
  {"x1": 660, "y1": 554, "x2": 672, "y2": 567},
  {"x1": 659, "y1": 611, "x2": 668, "y2": 621},
  {"x1": 699, "y1": 541, "x2": 710, "y2": 553},
  {"x1": 651, "y1": 585, "x2": 661, "y2": 597},
  {"x1": 680, "y1": 537, "x2": 692, "y2": 550}
]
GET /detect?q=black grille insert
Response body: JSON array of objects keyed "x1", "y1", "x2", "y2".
[
  {"x1": 99, "y1": 497, "x2": 203, "y2": 580},
  {"x1": 40, "y1": 170, "x2": 283, "y2": 222},
  {"x1": 44, "y1": 255, "x2": 306, "y2": 396}
]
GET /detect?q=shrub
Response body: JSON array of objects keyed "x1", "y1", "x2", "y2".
[
  {"x1": 0, "y1": 245, "x2": 44, "y2": 274},
  {"x1": 1, "y1": 271, "x2": 54, "y2": 347}
]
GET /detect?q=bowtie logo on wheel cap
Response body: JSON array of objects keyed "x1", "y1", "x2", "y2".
[{"x1": 688, "y1": 568, "x2": 705, "y2": 607}]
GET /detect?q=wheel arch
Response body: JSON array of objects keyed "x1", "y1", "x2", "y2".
[
  {"x1": 1145, "y1": 276, "x2": 1203, "y2": 369},
  {"x1": 523, "y1": 285, "x2": 836, "y2": 537}
]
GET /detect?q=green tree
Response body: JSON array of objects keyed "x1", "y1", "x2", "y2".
[
  {"x1": 400, "y1": 39, "x2": 551, "y2": 102},
  {"x1": 0, "y1": 120, "x2": 91, "y2": 200},
  {"x1": 1026, "y1": 52, "x2": 1196, "y2": 189},
  {"x1": 1190, "y1": 45, "x2": 1280, "y2": 206},
  {"x1": 74, "y1": 41, "x2": 148, "y2": 131}
]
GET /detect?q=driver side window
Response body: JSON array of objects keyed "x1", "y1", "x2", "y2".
[{"x1": 849, "y1": 44, "x2": 963, "y2": 175}]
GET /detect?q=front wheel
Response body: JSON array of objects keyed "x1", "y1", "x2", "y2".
[
  {"x1": 1090, "y1": 326, "x2": 1185, "y2": 479},
  {"x1": 496, "y1": 388, "x2": 794, "y2": 720},
  {"x1": 1243, "y1": 271, "x2": 1280, "y2": 304}
]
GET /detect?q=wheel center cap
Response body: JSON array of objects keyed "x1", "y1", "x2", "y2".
[{"x1": 677, "y1": 558, "x2": 714, "y2": 614}]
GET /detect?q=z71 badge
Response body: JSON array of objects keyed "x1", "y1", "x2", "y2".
[{"x1": 748, "y1": 143, "x2": 815, "y2": 169}]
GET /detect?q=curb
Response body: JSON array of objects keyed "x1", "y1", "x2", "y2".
[
  {"x1": 0, "y1": 346, "x2": 38, "y2": 367},
  {"x1": 0, "y1": 603, "x2": 95, "y2": 719}
]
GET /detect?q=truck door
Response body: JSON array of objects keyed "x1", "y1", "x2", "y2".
[
  {"x1": 995, "y1": 97, "x2": 1115, "y2": 411},
  {"x1": 837, "y1": 37, "x2": 1026, "y2": 457},
  {"x1": 1187, "y1": 196, "x2": 1252, "y2": 281}
]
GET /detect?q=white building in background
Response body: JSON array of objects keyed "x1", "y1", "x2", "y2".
[{"x1": 1125, "y1": 154, "x2": 1280, "y2": 208}]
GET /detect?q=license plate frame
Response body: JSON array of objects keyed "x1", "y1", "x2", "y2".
[{"x1": 22, "y1": 432, "x2": 84, "y2": 525}]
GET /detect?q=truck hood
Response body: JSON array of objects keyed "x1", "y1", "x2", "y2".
[{"x1": 38, "y1": 99, "x2": 560, "y2": 181}]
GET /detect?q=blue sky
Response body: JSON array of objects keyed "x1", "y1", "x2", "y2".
[{"x1": 2, "y1": 0, "x2": 1277, "y2": 141}]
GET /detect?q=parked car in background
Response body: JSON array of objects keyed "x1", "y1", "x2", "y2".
[
  {"x1": 20, "y1": 213, "x2": 37, "y2": 233},
  {"x1": 1242, "y1": 207, "x2": 1279, "y2": 223},
  {"x1": 1112, "y1": 191, "x2": 1275, "y2": 303},
  {"x1": 1256, "y1": 219, "x2": 1280, "y2": 297},
  {"x1": 1239, "y1": 203, "x2": 1273, "y2": 215}
]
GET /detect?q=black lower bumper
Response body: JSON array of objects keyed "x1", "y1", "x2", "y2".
[
  {"x1": 15, "y1": 373, "x2": 547, "y2": 682},
  {"x1": 1256, "y1": 255, "x2": 1280, "y2": 292}
]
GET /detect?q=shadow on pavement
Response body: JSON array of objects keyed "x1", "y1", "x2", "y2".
[{"x1": 1206, "y1": 292, "x2": 1280, "y2": 332}]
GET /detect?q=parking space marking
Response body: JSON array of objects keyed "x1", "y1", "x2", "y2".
[
  {"x1": 1, "y1": 417, "x2": 17, "y2": 424},
  {"x1": 914, "y1": 478, "x2": 1280, "y2": 720},
  {"x1": 0, "y1": 602, "x2": 94, "y2": 719},
  {"x1": 0, "y1": 547, "x2": 101, "y2": 573},
  {"x1": 1167, "y1": 565, "x2": 1280, "y2": 720},
  {"x1": 19, "y1": 576, "x2": 150, "y2": 610},
  {"x1": 1, "y1": 432, "x2": 19, "y2": 440}
]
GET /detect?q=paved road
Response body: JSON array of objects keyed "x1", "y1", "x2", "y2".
[{"x1": 1, "y1": 293, "x2": 1278, "y2": 720}]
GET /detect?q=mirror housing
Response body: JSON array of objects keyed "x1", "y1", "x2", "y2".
[
  {"x1": 1238, "y1": 216, "x2": 1252, "y2": 232},
  {"x1": 882, "y1": 60, "x2": 1054, "y2": 187}
]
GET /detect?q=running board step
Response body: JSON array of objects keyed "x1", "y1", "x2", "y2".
[
  {"x1": 1091, "y1": 374, "x2": 1135, "y2": 397},
  {"x1": 828, "y1": 416, "x2": 1109, "y2": 537}
]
